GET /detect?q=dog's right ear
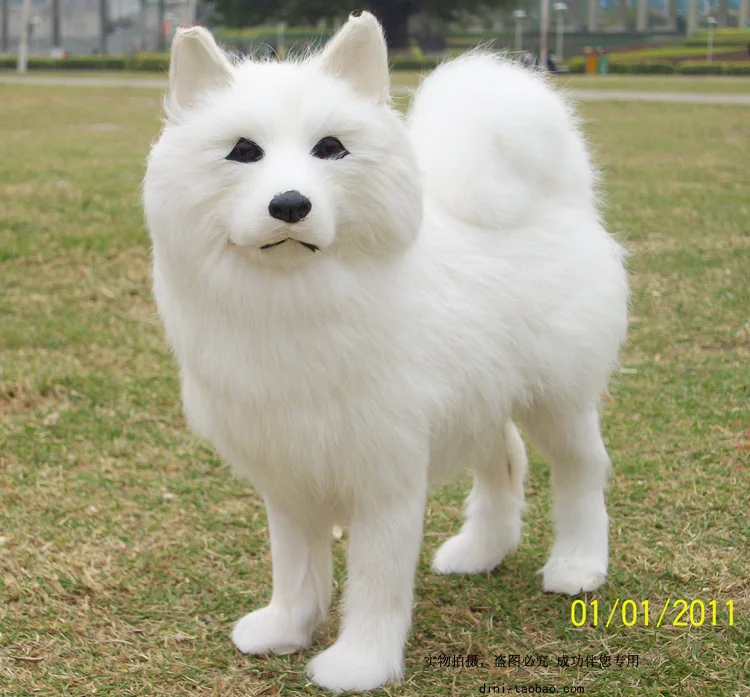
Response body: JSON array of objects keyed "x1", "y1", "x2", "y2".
[
  {"x1": 168, "y1": 27, "x2": 233, "y2": 114},
  {"x1": 318, "y1": 11, "x2": 389, "y2": 103}
]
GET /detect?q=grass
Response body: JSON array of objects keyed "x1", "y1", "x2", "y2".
[
  {"x1": 606, "y1": 46, "x2": 742, "y2": 62},
  {"x1": 556, "y1": 75, "x2": 750, "y2": 93},
  {"x1": 684, "y1": 27, "x2": 750, "y2": 46},
  {"x1": 394, "y1": 72, "x2": 750, "y2": 93},
  {"x1": 0, "y1": 81, "x2": 748, "y2": 697}
]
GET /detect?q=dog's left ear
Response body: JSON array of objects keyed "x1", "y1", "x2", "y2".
[
  {"x1": 318, "y1": 11, "x2": 390, "y2": 103},
  {"x1": 168, "y1": 27, "x2": 234, "y2": 113}
]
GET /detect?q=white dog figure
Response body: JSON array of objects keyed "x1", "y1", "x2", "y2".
[{"x1": 143, "y1": 12, "x2": 628, "y2": 693}]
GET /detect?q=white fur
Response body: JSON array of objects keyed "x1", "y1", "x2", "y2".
[{"x1": 143, "y1": 12, "x2": 628, "y2": 693}]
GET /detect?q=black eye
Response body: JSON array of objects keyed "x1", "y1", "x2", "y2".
[
  {"x1": 226, "y1": 138, "x2": 264, "y2": 163},
  {"x1": 312, "y1": 136, "x2": 349, "y2": 160}
]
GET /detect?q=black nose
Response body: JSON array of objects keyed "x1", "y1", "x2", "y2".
[{"x1": 268, "y1": 190, "x2": 312, "y2": 224}]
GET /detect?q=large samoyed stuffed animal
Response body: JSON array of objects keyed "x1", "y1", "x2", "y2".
[{"x1": 143, "y1": 11, "x2": 628, "y2": 692}]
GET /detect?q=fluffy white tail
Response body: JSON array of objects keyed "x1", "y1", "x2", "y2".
[{"x1": 407, "y1": 53, "x2": 597, "y2": 230}]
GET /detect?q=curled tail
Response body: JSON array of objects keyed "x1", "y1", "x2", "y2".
[{"x1": 407, "y1": 53, "x2": 597, "y2": 229}]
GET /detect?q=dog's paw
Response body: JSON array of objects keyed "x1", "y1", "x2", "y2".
[
  {"x1": 432, "y1": 533, "x2": 512, "y2": 575},
  {"x1": 231, "y1": 606, "x2": 311, "y2": 655},
  {"x1": 307, "y1": 641, "x2": 402, "y2": 692},
  {"x1": 541, "y1": 558, "x2": 606, "y2": 595}
]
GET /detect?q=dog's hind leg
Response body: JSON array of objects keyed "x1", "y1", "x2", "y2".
[
  {"x1": 521, "y1": 404, "x2": 611, "y2": 595},
  {"x1": 232, "y1": 497, "x2": 332, "y2": 655},
  {"x1": 432, "y1": 421, "x2": 527, "y2": 575}
]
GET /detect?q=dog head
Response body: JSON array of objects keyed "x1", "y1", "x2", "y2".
[{"x1": 144, "y1": 12, "x2": 422, "y2": 275}]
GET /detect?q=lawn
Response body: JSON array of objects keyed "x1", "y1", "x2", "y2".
[
  {"x1": 0, "y1": 82, "x2": 748, "y2": 697},
  {"x1": 605, "y1": 46, "x2": 744, "y2": 62},
  {"x1": 555, "y1": 74, "x2": 750, "y2": 93},
  {"x1": 395, "y1": 71, "x2": 750, "y2": 94}
]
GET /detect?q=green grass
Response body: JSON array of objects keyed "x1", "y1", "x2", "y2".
[
  {"x1": 1, "y1": 83, "x2": 748, "y2": 697},
  {"x1": 606, "y1": 46, "x2": 743, "y2": 62},
  {"x1": 394, "y1": 72, "x2": 750, "y2": 94},
  {"x1": 557, "y1": 74, "x2": 750, "y2": 93},
  {"x1": 685, "y1": 27, "x2": 750, "y2": 46}
]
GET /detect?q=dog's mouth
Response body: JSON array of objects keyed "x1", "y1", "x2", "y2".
[{"x1": 259, "y1": 238, "x2": 319, "y2": 253}]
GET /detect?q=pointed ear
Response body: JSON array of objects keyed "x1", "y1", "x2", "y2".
[
  {"x1": 318, "y1": 11, "x2": 390, "y2": 103},
  {"x1": 168, "y1": 27, "x2": 233, "y2": 113}
]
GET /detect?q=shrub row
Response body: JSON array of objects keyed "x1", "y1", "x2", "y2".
[
  {"x1": 677, "y1": 61, "x2": 750, "y2": 75},
  {"x1": 390, "y1": 56, "x2": 440, "y2": 71},
  {"x1": 2, "y1": 54, "x2": 747, "y2": 75},
  {"x1": 0, "y1": 53, "x2": 441, "y2": 72},
  {"x1": 607, "y1": 45, "x2": 737, "y2": 60},
  {"x1": 213, "y1": 25, "x2": 331, "y2": 42},
  {"x1": 0, "y1": 54, "x2": 170, "y2": 71},
  {"x1": 565, "y1": 58, "x2": 750, "y2": 75},
  {"x1": 565, "y1": 60, "x2": 676, "y2": 74}
]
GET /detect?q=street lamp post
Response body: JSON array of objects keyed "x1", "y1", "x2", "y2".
[
  {"x1": 513, "y1": 10, "x2": 527, "y2": 52},
  {"x1": 157, "y1": 0, "x2": 165, "y2": 52},
  {"x1": 17, "y1": 0, "x2": 32, "y2": 73},
  {"x1": 539, "y1": 0, "x2": 550, "y2": 70},
  {"x1": 707, "y1": 16, "x2": 718, "y2": 63},
  {"x1": 553, "y1": 2, "x2": 568, "y2": 61}
]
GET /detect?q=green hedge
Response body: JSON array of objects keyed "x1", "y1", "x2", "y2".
[
  {"x1": 611, "y1": 61, "x2": 676, "y2": 73},
  {"x1": 566, "y1": 58, "x2": 585, "y2": 73},
  {"x1": 0, "y1": 53, "x2": 439, "y2": 73},
  {"x1": 213, "y1": 25, "x2": 330, "y2": 42},
  {"x1": 389, "y1": 57, "x2": 440, "y2": 71},
  {"x1": 675, "y1": 62, "x2": 725, "y2": 74},
  {"x1": 564, "y1": 58, "x2": 750, "y2": 75},
  {"x1": 0, "y1": 55, "x2": 125, "y2": 70},
  {"x1": 213, "y1": 26, "x2": 331, "y2": 55},
  {"x1": 128, "y1": 53, "x2": 170, "y2": 71},
  {"x1": 0, "y1": 54, "x2": 170, "y2": 71},
  {"x1": 564, "y1": 59, "x2": 675, "y2": 74},
  {"x1": 678, "y1": 61, "x2": 750, "y2": 75},
  {"x1": 723, "y1": 62, "x2": 750, "y2": 75},
  {"x1": 1, "y1": 53, "x2": 747, "y2": 76}
]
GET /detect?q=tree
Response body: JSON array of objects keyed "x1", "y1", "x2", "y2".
[
  {"x1": 215, "y1": 0, "x2": 291, "y2": 27},
  {"x1": 362, "y1": 0, "x2": 416, "y2": 49},
  {"x1": 214, "y1": 0, "x2": 508, "y2": 49},
  {"x1": 365, "y1": 0, "x2": 509, "y2": 49}
]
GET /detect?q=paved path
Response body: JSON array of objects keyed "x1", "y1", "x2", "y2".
[{"x1": 2, "y1": 74, "x2": 749, "y2": 105}]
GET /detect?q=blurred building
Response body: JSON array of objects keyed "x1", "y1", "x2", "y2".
[
  {"x1": 0, "y1": 0, "x2": 212, "y2": 55},
  {"x1": 0, "y1": 0, "x2": 746, "y2": 57}
]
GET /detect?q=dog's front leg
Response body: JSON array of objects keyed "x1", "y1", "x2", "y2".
[
  {"x1": 307, "y1": 453, "x2": 428, "y2": 692},
  {"x1": 232, "y1": 496, "x2": 332, "y2": 655}
]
